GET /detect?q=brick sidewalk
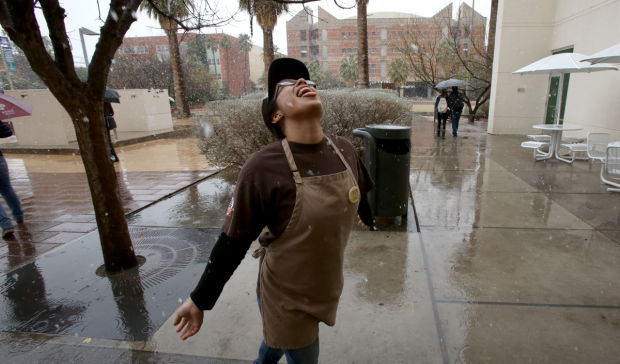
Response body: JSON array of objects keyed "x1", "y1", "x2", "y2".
[{"x1": 0, "y1": 169, "x2": 217, "y2": 274}]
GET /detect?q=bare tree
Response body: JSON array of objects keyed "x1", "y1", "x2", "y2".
[
  {"x1": 400, "y1": 6, "x2": 494, "y2": 122},
  {"x1": 0, "y1": 0, "x2": 226, "y2": 273}
]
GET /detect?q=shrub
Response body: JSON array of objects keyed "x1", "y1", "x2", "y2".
[{"x1": 196, "y1": 89, "x2": 413, "y2": 167}]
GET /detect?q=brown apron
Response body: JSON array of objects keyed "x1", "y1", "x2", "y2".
[{"x1": 256, "y1": 135, "x2": 360, "y2": 349}]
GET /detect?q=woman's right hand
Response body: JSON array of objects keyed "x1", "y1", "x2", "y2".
[{"x1": 173, "y1": 298, "x2": 204, "y2": 340}]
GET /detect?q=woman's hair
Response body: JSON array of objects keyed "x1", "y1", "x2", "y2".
[{"x1": 261, "y1": 97, "x2": 285, "y2": 139}]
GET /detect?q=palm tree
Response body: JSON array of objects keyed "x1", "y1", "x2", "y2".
[
  {"x1": 340, "y1": 55, "x2": 359, "y2": 87},
  {"x1": 389, "y1": 57, "x2": 410, "y2": 96},
  {"x1": 238, "y1": 33, "x2": 252, "y2": 94},
  {"x1": 356, "y1": 0, "x2": 369, "y2": 88},
  {"x1": 220, "y1": 35, "x2": 232, "y2": 94},
  {"x1": 139, "y1": 0, "x2": 192, "y2": 117},
  {"x1": 204, "y1": 35, "x2": 218, "y2": 74},
  {"x1": 239, "y1": 0, "x2": 288, "y2": 87}
]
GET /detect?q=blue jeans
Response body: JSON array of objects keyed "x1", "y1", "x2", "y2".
[
  {"x1": 254, "y1": 298, "x2": 320, "y2": 364},
  {"x1": 451, "y1": 110, "x2": 462, "y2": 136},
  {"x1": 0, "y1": 155, "x2": 23, "y2": 229},
  {"x1": 254, "y1": 338, "x2": 319, "y2": 364}
]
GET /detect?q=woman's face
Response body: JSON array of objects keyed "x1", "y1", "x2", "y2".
[{"x1": 273, "y1": 78, "x2": 323, "y2": 122}]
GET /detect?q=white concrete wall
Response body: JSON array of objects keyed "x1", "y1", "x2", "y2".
[
  {"x1": 113, "y1": 89, "x2": 173, "y2": 132},
  {"x1": 5, "y1": 88, "x2": 173, "y2": 147},
  {"x1": 552, "y1": 0, "x2": 620, "y2": 140},
  {"x1": 488, "y1": 0, "x2": 557, "y2": 135},
  {"x1": 6, "y1": 89, "x2": 77, "y2": 146},
  {"x1": 489, "y1": 0, "x2": 620, "y2": 140}
]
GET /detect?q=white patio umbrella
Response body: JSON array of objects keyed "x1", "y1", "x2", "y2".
[
  {"x1": 583, "y1": 42, "x2": 620, "y2": 64},
  {"x1": 513, "y1": 53, "x2": 618, "y2": 124}
]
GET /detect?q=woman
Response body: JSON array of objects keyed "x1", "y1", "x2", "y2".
[{"x1": 173, "y1": 58, "x2": 375, "y2": 364}]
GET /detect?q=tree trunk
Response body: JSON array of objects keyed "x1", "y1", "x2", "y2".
[
  {"x1": 488, "y1": 0, "x2": 498, "y2": 62},
  {"x1": 165, "y1": 28, "x2": 190, "y2": 118},
  {"x1": 357, "y1": 1, "x2": 369, "y2": 89},
  {"x1": 263, "y1": 28, "x2": 274, "y2": 88},
  {"x1": 243, "y1": 52, "x2": 248, "y2": 94},
  {"x1": 73, "y1": 105, "x2": 138, "y2": 272}
]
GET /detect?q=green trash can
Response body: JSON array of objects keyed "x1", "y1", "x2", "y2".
[{"x1": 353, "y1": 124, "x2": 411, "y2": 218}]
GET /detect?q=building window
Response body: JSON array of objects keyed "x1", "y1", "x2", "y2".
[
  {"x1": 381, "y1": 28, "x2": 387, "y2": 40},
  {"x1": 347, "y1": 48, "x2": 352, "y2": 53},
  {"x1": 354, "y1": 32, "x2": 357, "y2": 36},
  {"x1": 371, "y1": 48, "x2": 376, "y2": 53},
  {"x1": 341, "y1": 48, "x2": 346, "y2": 54},
  {"x1": 156, "y1": 45, "x2": 168, "y2": 53},
  {"x1": 322, "y1": 29, "x2": 327, "y2": 41},
  {"x1": 381, "y1": 61, "x2": 387, "y2": 77},
  {"x1": 371, "y1": 64, "x2": 376, "y2": 74},
  {"x1": 348, "y1": 32, "x2": 351, "y2": 36},
  {"x1": 300, "y1": 30, "x2": 307, "y2": 41},
  {"x1": 372, "y1": 31, "x2": 376, "y2": 36},
  {"x1": 311, "y1": 45, "x2": 319, "y2": 57},
  {"x1": 301, "y1": 46, "x2": 308, "y2": 57},
  {"x1": 310, "y1": 29, "x2": 319, "y2": 40},
  {"x1": 381, "y1": 45, "x2": 386, "y2": 56},
  {"x1": 322, "y1": 45, "x2": 328, "y2": 58},
  {"x1": 342, "y1": 32, "x2": 346, "y2": 38},
  {"x1": 119, "y1": 46, "x2": 148, "y2": 54},
  {"x1": 354, "y1": 48, "x2": 357, "y2": 53}
]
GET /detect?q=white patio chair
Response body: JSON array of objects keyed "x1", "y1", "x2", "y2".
[
  {"x1": 527, "y1": 134, "x2": 551, "y2": 142},
  {"x1": 560, "y1": 142, "x2": 588, "y2": 163},
  {"x1": 587, "y1": 132, "x2": 611, "y2": 163},
  {"x1": 603, "y1": 142, "x2": 620, "y2": 192},
  {"x1": 521, "y1": 141, "x2": 548, "y2": 160},
  {"x1": 561, "y1": 136, "x2": 586, "y2": 143}
]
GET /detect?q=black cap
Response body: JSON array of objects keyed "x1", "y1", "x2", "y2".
[{"x1": 266, "y1": 58, "x2": 310, "y2": 102}]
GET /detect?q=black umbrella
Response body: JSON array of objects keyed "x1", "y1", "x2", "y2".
[{"x1": 105, "y1": 87, "x2": 120, "y2": 103}]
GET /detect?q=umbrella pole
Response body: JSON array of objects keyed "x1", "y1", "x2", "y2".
[{"x1": 554, "y1": 73, "x2": 565, "y2": 125}]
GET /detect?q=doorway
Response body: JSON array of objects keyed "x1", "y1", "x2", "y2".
[{"x1": 544, "y1": 46, "x2": 574, "y2": 124}]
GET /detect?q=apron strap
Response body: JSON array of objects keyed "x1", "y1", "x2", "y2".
[
  {"x1": 281, "y1": 139, "x2": 303, "y2": 184},
  {"x1": 324, "y1": 135, "x2": 356, "y2": 182}
]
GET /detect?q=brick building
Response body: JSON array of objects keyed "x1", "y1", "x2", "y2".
[
  {"x1": 286, "y1": 4, "x2": 486, "y2": 84},
  {"x1": 116, "y1": 33, "x2": 252, "y2": 96}
]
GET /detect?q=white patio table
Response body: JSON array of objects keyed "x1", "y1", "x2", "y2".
[{"x1": 532, "y1": 124, "x2": 583, "y2": 163}]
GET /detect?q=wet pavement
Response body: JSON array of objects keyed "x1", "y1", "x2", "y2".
[{"x1": 1, "y1": 115, "x2": 619, "y2": 363}]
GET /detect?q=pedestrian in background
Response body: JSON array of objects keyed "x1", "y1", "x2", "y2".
[
  {"x1": 435, "y1": 89, "x2": 450, "y2": 139},
  {"x1": 447, "y1": 86, "x2": 465, "y2": 137},
  {"x1": 0, "y1": 120, "x2": 23, "y2": 238},
  {"x1": 104, "y1": 101, "x2": 119, "y2": 162}
]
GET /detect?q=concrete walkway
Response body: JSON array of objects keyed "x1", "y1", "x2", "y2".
[{"x1": 0, "y1": 115, "x2": 619, "y2": 363}]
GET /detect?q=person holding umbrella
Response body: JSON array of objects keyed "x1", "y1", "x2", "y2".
[
  {"x1": 0, "y1": 120, "x2": 23, "y2": 238},
  {"x1": 172, "y1": 58, "x2": 375, "y2": 363},
  {"x1": 0, "y1": 91, "x2": 29, "y2": 238},
  {"x1": 447, "y1": 86, "x2": 465, "y2": 137}
]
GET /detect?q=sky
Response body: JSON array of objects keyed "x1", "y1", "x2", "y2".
[{"x1": 33, "y1": 0, "x2": 491, "y2": 67}]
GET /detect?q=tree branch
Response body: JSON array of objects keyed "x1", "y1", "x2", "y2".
[
  {"x1": 39, "y1": 0, "x2": 78, "y2": 80},
  {"x1": 0, "y1": 0, "x2": 78, "y2": 104},
  {"x1": 87, "y1": 0, "x2": 142, "y2": 95}
]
